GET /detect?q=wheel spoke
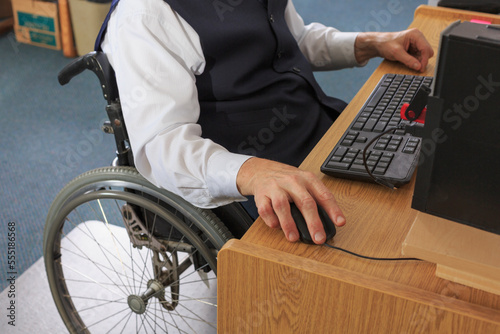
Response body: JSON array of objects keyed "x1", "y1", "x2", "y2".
[
  {"x1": 44, "y1": 168, "x2": 228, "y2": 333},
  {"x1": 85, "y1": 305, "x2": 131, "y2": 330}
]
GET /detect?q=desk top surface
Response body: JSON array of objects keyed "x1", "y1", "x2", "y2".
[{"x1": 240, "y1": 5, "x2": 500, "y2": 320}]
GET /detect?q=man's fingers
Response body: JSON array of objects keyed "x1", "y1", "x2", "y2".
[
  {"x1": 272, "y1": 199, "x2": 300, "y2": 242},
  {"x1": 391, "y1": 41, "x2": 422, "y2": 71},
  {"x1": 293, "y1": 196, "x2": 326, "y2": 244},
  {"x1": 306, "y1": 176, "x2": 346, "y2": 227},
  {"x1": 256, "y1": 197, "x2": 280, "y2": 229},
  {"x1": 412, "y1": 39, "x2": 434, "y2": 71},
  {"x1": 256, "y1": 195, "x2": 300, "y2": 242},
  {"x1": 404, "y1": 54, "x2": 422, "y2": 71},
  {"x1": 404, "y1": 29, "x2": 434, "y2": 72}
]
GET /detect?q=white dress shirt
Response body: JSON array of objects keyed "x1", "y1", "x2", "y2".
[{"x1": 101, "y1": 0, "x2": 363, "y2": 208}]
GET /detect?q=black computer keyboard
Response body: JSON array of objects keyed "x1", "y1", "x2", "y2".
[{"x1": 321, "y1": 73, "x2": 433, "y2": 188}]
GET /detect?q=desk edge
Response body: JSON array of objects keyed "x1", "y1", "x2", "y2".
[{"x1": 219, "y1": 239, "x2": 500, "y2": 324}]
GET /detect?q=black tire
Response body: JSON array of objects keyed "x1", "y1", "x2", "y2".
[{"x1": 43, "y1": 166, "x2": 232, "y2": 333}]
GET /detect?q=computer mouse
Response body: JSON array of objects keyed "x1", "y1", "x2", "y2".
[{"x1": 289, "y1": 203, "x2": 336, "y2": 244}]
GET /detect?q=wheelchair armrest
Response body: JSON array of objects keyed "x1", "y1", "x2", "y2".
[{"x1": 58, "y1": 51, "x2": 119, "y2": 104}]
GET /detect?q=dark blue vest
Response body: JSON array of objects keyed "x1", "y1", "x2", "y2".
[{"x1": 96, "y1": 0, "x2": 346, "y2": 167}]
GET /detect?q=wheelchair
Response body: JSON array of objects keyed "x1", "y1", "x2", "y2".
[{"x1": 43, "y1": 51, "x2": 254, "y2": 334}]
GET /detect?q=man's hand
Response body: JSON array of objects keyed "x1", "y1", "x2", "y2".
[
  {"x1": 236, "y1": 157, "x2": 346, "y2": 244},
  {"x1": 355, "y1": 28, "x2": 434, "y2": 72}
]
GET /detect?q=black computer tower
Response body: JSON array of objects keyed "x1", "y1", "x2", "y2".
[{"x1": 412, "y1": 21, "x2": 500, "y2": 235}]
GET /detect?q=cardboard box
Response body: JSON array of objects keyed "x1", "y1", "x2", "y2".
[
  {"x1": 12, "y1": 0, "x2": 60, "y2": 50},
  {"x1": 68, "y1": 0, "x2": 110, "y2": 56}
]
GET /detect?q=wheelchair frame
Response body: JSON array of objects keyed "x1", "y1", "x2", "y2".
[{"x1": 43, "y1": 51, "x2": 253, "y2": 333}]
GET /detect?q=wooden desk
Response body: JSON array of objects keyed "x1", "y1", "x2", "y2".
[{"x1": 217, "y1": 5, "x2": 500, "y2": 334}]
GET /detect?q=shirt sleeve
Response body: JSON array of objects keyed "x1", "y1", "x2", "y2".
[
  {"x1": 285, "y1": 0, "x2": 366, "y2": 71},
  {"x1": 101, "y1": 0, "x2": 251, "y2": 208}
]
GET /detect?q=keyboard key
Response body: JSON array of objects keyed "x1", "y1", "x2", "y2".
[
  {"x1": 366, "y1": 160, "x2": 377, "y2": 167},
  {"x1": 366, "y1": 86, "x2": 387, "y2": 108},
  {"x1": 341, "y1": 140, "x2": 353, "y2": 146},
  {"x1": 345, "y1": 152, "x2": 357, "y2": 159},
  {"x1": 348, "y1": 148, "x2": 360, "y2": 154},
  {"x1": 363, "y1": 118, "x2": 378, "y2": 131},
  {"x1": 386, "y1": 144, "x2": 399, "y2": 152},
  {"x1": 327, "y1": 161, "x2": 351, "y2": 170},
  {"x1": 350, "y1": 164, "x2": 369, "y2": 173},
  {"x1": 333, "y1": 146, "x2": 348, "y2": 158},
  {"x1": 377, "y1": 161, "x2": 390, "y2": 169},
  {"x1": 373, "y1": 167, "x2": 387, "y2": 175},
  {"x1": 392, "y1": 135, "x2": 403, "y2": 142},
  {"x1": 402, "y1": 147, "x2": 416, "y2": 154},
  {"x1": 380, "y1": 156, "x2": 392, "y2": 163},
  {"x1": 351, "y1": 122, "x2": 364, "y2": 130},
  {"x1": 345, "y1": 134, "x2": 357, "y2": 141},
  {"x1": 374, "y1": 122, "x2": 388, "y2": 133},
  {"x1": 355, "y1": 136, "x2": 368, "y2": 143}
]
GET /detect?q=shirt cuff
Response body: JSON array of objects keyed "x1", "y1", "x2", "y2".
[
  {"x1": 205, "y1": 151, "x2": 253, "y2": 205},
  {"x1": 330, "y1": 32, "x2": 367, "y2": 69}
]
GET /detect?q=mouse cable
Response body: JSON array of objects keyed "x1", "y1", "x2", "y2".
[
  {"x1": 322, "y1": 243, "x2": 422, "y2": 262},
  {"x1": 362, "y1": 126, "x2": 400, "y2": 189},
  {"x1": 362, "y1": 122, "x2": 425, "y2": 190}
]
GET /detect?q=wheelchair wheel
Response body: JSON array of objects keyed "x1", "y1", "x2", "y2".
[{"x1": 43, "y1": 166, "x2": 233, "y2": 333}]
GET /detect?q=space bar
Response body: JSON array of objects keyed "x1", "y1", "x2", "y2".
[{"x1": 366, "y1": 86, "x2": 387, "y2": 108}]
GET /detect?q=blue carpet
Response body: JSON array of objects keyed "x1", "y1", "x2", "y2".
[
  {"x1": 0, "y1": 0, "x2": 427, "y2": 291},
  {"x1": 0, "y1": 33, "x2": 116, "y2": 291}
]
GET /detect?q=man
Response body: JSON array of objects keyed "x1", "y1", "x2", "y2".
[{"x1": 97, "y1": 0, "x2": 433, "y2": 244}]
